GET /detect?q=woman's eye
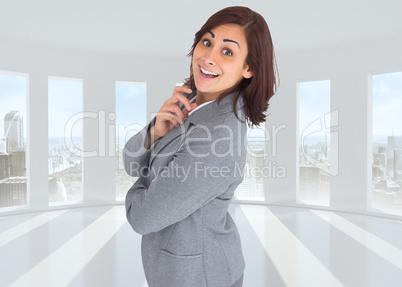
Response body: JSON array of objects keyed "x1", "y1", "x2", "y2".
[
  {"x1": 222, "y1": 49, "x2": 233, "y2": 56},
  {"x1": 203, "y1": 39, "x2": 211, "y2": 47}
]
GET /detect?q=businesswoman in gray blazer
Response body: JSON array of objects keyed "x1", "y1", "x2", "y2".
[{"x1": 123, "y1": 6, "x2": 278, "y2": 287}]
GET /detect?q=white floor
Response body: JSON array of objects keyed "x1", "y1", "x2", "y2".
[{"x1": 1, "y1": 204, "x2": 402, "y2": 287}]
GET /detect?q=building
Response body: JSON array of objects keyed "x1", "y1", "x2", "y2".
[
  {"x1": 299, "y1": 165, "x2": 330, "y2": 204},
  {"x1": 4, "y1": 111, "x2": 24, "y2": 154},
  {"x1": 10, "y1": 150, "x2": 26, "y2": 177},
  {"x1": 0, "y1": 176, "x2": 59, "y2": 208},
  {"x1": 0, "y1": 177, "x2": 27, "y2": 207},
  {"x1": 0, "y1": 154, "x2": 12, "y2": 180},
  {"x1": 373, "y1": 179, "x2": 402, "y2": 210},
  {"x1": 387, "y1": 136, "x2": 402, "y2": 157}
]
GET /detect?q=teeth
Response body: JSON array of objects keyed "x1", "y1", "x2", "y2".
[{"x1": 200, "y1": 66, "x2": 219, "y2": 76}]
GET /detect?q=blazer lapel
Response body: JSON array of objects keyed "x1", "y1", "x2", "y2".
[{"x1": 149, "y1": 115, "x2": 193, "y2": 166}]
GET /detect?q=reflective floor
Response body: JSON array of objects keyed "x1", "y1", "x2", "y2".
[{"x1": 1, "y1": 204, "x2": 402, "y2": 287}]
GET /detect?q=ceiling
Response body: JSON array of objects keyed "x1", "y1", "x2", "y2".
[{"x1": 1, "y1": 0, "x2": 401, "y2": 57}]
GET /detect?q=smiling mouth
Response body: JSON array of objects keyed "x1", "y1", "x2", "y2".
[{"x1": 199, "y1": 66, "x2": 220, "y2": 78}]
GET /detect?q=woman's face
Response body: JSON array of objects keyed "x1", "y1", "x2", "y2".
[{"x1": 192, "y1": 24, "x2": 253, "y2": 100}]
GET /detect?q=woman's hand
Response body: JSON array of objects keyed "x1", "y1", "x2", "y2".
[{"x1": 145, "y1": 86, "x2": 197, "y2": 148}]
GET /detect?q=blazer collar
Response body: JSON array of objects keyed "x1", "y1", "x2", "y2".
[{"x1": 185, "y1": 90, "x2": 245, "y2": 125}]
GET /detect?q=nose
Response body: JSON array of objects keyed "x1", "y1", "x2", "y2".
[{"x1": 203, "y1": 49, "x2": 217, "y2": 66}]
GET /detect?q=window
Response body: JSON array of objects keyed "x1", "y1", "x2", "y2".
[
  {"x1": 0, "y1": 72, "x2": 28, "y2": 209},
  {"x1": 48, "y1": 77, "x2": 83, "y2": 205},
  {"x1": 235, "y1": 124, "x2": 267, "y2": 202},
  {"x1": 298, "y1": 80, "x2": 331, "y2": 206},
  {"x1": 115, "y1": 82, "x2": 146, "y2": 201},
  {"x1": 372, "y1": 71, "x2": 402, "y2": 216}
]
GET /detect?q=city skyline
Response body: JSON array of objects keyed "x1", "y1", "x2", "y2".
[
  {"x1": 0, "y1": 107, "x2": 27, "y2": 207},
  {"x1": 299, "y1": 80, "x2": 331, "y2": 206},
  {"x1": 48, "y1": 78, "x2": 83, "y2": 204},
  {"x1": 115, "y1": 82, "x2": 147, "y2": 200}
]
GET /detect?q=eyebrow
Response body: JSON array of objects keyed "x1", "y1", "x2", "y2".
[
  {"x1": 207, "y1": 30, "x2": 240, "y2": 49},
  {"x1": 223, "y1": 39, "x2": 240, "y2": 49}
]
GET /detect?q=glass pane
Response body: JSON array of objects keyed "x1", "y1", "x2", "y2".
[
  {"x1": 372, "y1": 71, "x2": 402, "y2": 216},
  {"x1": 115, "y1": 82, "x2": 146, "y2": 201},
  {"x1": 0, "y1": 73, "x2": 28, "y2": 209},
  {"x1": 48, "y1": 78, "x2": 83, "y2": 205},
  {"x1": 235, "y1": 124, "x2": 266, "y2": 201},
  {"x1": 298, "y1": 80, "x2": 331, "y2": 206}
]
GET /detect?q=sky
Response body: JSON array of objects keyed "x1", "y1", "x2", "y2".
[
  {"x1": 48, "y1": 79, "x2": 83, "y2": 138},
  {"x1": 115, "y1": 83, "x2": 146, "y2": 127},
  {"x1": 372, "y1": 71, "x2": 402, "y2": 136},
  {"x1": 0, "y1": 74, "x2": 27, "y2": 141},
  {"x1": 298, "y1": 80, "x2": 331, "y2": 138},
  {"x1": 116, "y1": 83, "x2": 146, "y2": 142}
]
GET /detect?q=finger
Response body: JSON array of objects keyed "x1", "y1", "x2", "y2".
[
  {"x1": 172, "y1": 105, "x2": 185, "y2": 124},
  {"x1": 174, "y1": 85, "x2": 192, "y2": 95},
  {"x1": 175, "y1": 93, "x2": 194, "y2": 111},
  {"x1": 157, "y1": 111, "x2": 181, "y2": 127},
  {"x1": 168, "y1": 117, "x2": 180, "y2": 128},
  {"x1": 190, "y1": 102, "x2": 198, "y2": 110},
  {"x1": 160, "y1": 105, "x2": 185, "y2": 124},
  {"x1": 166, "y1": 87, "x2": 193, "y2": 111},
  {"x1": 182, "y1": 102, "x2": 198, "y2": 117}
]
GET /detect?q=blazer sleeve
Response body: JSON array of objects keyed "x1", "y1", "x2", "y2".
[
  {"x1": 122, "y1": 117, "x2": 157, "y2": 177},
  {"x1": 125, "y1": 121, "x2": 243, "y2": 235}
]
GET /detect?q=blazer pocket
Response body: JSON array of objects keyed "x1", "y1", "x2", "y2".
[{"x1": 160, "y1": 249, "x2": 203, "y2": 259}]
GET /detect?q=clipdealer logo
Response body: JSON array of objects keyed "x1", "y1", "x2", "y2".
[
  {"x1": 63, "y1": 110, "x2": 289, "y2": 179},
  {"x1": 300, "y1": 109, "x2": 339, "y2": 176}
]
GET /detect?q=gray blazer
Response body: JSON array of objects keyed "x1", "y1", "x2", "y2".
[{"x1": 124, "y1": 90, "x2": 247, "y2": 287}]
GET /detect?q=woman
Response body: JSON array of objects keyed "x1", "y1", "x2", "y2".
[{"x1": 123, "y1": 6, "x2": 278, "y2": 287}]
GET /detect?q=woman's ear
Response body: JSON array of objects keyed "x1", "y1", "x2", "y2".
[{"x1": 243, "y1": 66, "x2": 253, "y2": 79}]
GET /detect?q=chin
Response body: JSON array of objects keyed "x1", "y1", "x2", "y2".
[{"x1": 194, "y1": 83, "x2": 213, "y2": 94}]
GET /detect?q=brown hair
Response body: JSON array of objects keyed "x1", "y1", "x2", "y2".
[{"x1": 185, "y1": 6, "x2": 279, "y2": 128}]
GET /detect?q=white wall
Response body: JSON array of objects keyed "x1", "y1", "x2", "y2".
[
  {"x1": 266, "y1": 35, "x2": 402, "y2": 217},
  {"x1": 0, "y1": 38, "x2": 189, "y2": 212}
]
